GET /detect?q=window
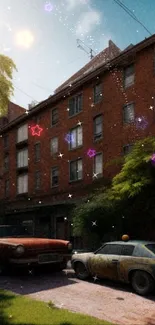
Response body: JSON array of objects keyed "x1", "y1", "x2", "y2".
[
  {"x1": 94, "y1": 115, "x2": 103, "y2": 140},
  {"x1": 145, "y1": 244, "x2": 155, "y2": 254},
  {"x1": 96, "y1": 244, "x2": 123, "y2": 255},
  {"x1": 35, "y1": 171, "x2": 41, "y2": 190},
  {"x1": 121, "y1": 245, "x2": 134, "y2": 256},
  {"x1": 124, "y1": 64, "x2": 134, "y2": 88},
  {"x1": 69, "y1": 159, "x2": 82, "y2": 181},
  {"x1": 34, "y1": 143, "x2": 40, "y2": 162},
  {"x1": 69, "y1": 126, "x2": 83, "y2": 149},
  {"x1": 3, "y1": 135, "x2": 8, "y2": 149},
  {"x1": 5, "y1": 179, "x2": 9, "y2": 197},
  {"x1": 94, "y1": 83, "x2": 102, "y2": 103},
  {"x1": 68, "y1": 94, "x2": 82, "y2": 117},
  {"x1": 123, "y1": 144, "x2": 133, "y2": 155},
  {"x1": 51, "y1": 108, "x2": 58, "y2": 126},
  {"x1": 4, "y1": 155, "x2": 9, "y2": 171},
  {"x1": 17, "y1": 149, "x2": 28, "y2": 168},
  {"x1": 33, "y1": 116, "x2": 40, "y2": 124},
  {"x1": 123, "y1": 103, "x2": 135, "y2": 123},
  {"x1": 94, "y1": 153, "x2": 103, "y2": 176},
  {"x1": 51, "y1": 166, "x2": 59, "y2": 187},
  {"x1": 96, "y1": 244, "x2": 134, "y2": 256},
  {"x1": 17, "y1": 174, "x2": 28, "y2": 194},
  {"x1": 17, "y1": 124, "x2": 28, "y2": 143},
  {"x1": 50, "y1": 137, "x2": 58, "y2": 155}
]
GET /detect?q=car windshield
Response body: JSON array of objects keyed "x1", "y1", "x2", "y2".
[
  {"x1": 145, "y1": 244, "x2": 155, "y2": 254},
  {"x1": 0, "y1": 225, "x2": 30, "y2": 238}
]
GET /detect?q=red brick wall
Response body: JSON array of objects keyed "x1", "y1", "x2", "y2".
[
  {"x1": 1, "y1": 44, "x2": 155, "y2": 204},
  {"x1": 8, "y1": 102, "x2": 25, "y2": 122}
]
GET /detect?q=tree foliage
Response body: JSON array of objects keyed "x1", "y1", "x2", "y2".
[
  {"x1": 0, "y1": 54, "x2": 17, "y2": 116},
  {"x1": 72, "y1": 137, "x2": 155, "y2": 241}
]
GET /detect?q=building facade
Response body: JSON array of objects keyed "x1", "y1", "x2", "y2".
[{"x1": 1, "y1": 35, "x2": 155, "y2": 246}]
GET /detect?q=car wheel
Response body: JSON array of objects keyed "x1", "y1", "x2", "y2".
[
  {"x1": 74, "y1": 262, "x2": 89, "y2": 280},
  {"x1": 131, "y1": 270, "x2": 155, "y2": 296}
]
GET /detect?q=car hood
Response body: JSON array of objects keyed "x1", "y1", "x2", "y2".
[
  {"x1": 72, "y1": 252, "x2": 94, "y2": 261},
  {"x1": 0, "y1": 237, "x2": 70, "y2": 249}
]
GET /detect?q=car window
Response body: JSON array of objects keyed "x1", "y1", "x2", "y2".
[
  {"x1": 96, "y1": 244, "x2": 123, "y2": 255},
  {"x1": 145, "y1": 244, "x2": 155, "y2": 254},
  {"x1": 121, "y1": 245, "x2": 134, "y2": 256}
]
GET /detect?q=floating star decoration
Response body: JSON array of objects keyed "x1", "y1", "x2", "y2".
[
  {"x1": 92, "y1": 220, "x2": 97, "y2": 226},
  {"x1": 87, "y1": 149, "x2": 96, "y2": 158},
  {"x1": 135, "y1": 116, "x2": 148, "y2": 130},
  {"x1": 31, "y1": 124, "x2": 43, "y2": 136},
  {"x1": 58, "y1": 153, "x2": 64, "y2": 158},
  {"x1": 68, "y1": 194, "x2": 72, "y2": 198},
  {"x1": 93, "y1": 275, "x2": 98, "y2": 282},
  {"x1": 44, "y1": 2, "x2": 53, "y2": 12}
]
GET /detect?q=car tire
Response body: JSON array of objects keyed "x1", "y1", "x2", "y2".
[
  {"x1": 131, "y1": 270, "x2": 155, "y2": 296},
  {"x1": 74, "y1": 262, "x2": 89, "y2": 280}
]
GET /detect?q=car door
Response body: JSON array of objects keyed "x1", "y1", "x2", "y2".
[{"x1": 88, "y1": 244, "x2": 123, "y2": 281}]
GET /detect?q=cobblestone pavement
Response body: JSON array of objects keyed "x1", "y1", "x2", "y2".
[{"x1": 0, "y1": 266, "x2": 155, "y2": 325}]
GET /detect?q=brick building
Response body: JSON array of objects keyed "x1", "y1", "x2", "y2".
[{"x1": 1, "y1": 35, "x2": 155, "y2": 245}]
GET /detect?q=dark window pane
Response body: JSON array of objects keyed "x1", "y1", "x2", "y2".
[
  {"x1": 5, "y1": 179, "x2": 9, "y2": 197},
  {"x1": 34, "y1": 143, "x2": 40, "y2": 162},
  {"x1": 96, "y1": 244, "x2": 122, "y2": 255},
  {"x1": 35, "y1": 171, "x2": 41, "y2": 190},
  {"x1": 4, "y1": 155, "x2": 9, "y2": 170},
  {"x1": 121, "y1": 245, "x2": 134, "y2": 256},
  {"x1": 51, "y1": 108, "x2": 58, "y2": 125},
  {"x1": 51, "y1": 167, "x2": 58, "y2": 186},
  {"x1": 3, "y1": 135, "x2": 8, "y2": 148},
  {"x1": 94, "y1": 115, "x2": 103, "y2": 139},
  {"x1": 123, "y1": 103, "x2": 135, "y2": 123},
  {"x1": 94, "y1": 84, "x2": 102, "y2": 103}
]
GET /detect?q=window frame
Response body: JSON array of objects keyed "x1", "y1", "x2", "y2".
[
  {"x1": 17, "y1": 124, "x2": 28, "y2": 143},
  {"x1": 34, "y1": 170, "x2": 41, "y2": 190},
  {"x1": 93, "y1": 83, "x2": 102, "y2": 104},
  {"x1": 34, "y1": 142, "x2": 41, "y2": 162},
  {"x1": 123, "y1": 102, "x2": 135, "y2": 124},
  {"x1": 123, "y1": 64, "x2": 135, "y2": 88},
  {"x1": 4, "y1": 179, "x2": 9, "y2": 197},
  {"x1": 93, "y1": 152, "x2": 103, "y2": 176},
  {"x1": 51, "y1": 107, "x2": 59, "y2": 126},
  {"x1": 51, "y1": 166, "x2": 59, "y2": 187},
  {"x1": 68, "y1": 93, "x2": 83, "y2": 117},
  {"x1": 4, "y1": 154, "x2": 9, "y2": 171},
  {"x1": 69, "y1": 158, "x2": 83, "y2": 182},
  {"x1": 93, "y1": 115, "x2": 103, "y2": 141},
  {"x1": 17, "y1": 174, "x2": 28, "y2": 194},
  {"x1": 50, "y1": 137, "x2": 58, "y2": 155},
  {"x1": 17, "y1": 148, "x2": 28, "y2": 168},
  {"x1": 69, "y1": 125, "x2": 83, "y2": 150}
]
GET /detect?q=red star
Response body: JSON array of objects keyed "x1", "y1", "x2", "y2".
[{"x1": 31, "y1": 124, "x2": 43, "y2": 136}]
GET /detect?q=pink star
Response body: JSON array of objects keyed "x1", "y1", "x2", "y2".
[
  {"x1": 31, "y1": 124, "x2": 43, "y2": 136},
  {"x1": 87, "y1": 148, "x2": 96, "y2": 158}
]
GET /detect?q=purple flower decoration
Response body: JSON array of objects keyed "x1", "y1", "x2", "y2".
[
  {"x1": 151, "y1": 153, "x2": 155, "y2": 165},
  {"x1": 135, "y1": 116, "x2": 148, "y2": 130}
]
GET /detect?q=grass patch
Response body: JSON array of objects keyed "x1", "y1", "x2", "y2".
[{"x1": 0, "y1": 289, "x2": 116, "y2": 325}]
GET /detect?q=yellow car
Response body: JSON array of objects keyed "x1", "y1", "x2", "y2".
[{"x1": 71, "y1": 238, "x2": 155, "y2": 296}]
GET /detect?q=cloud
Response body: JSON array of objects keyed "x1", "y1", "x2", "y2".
[
  {"x1": 75, "y1": 11, "x2": 101, "y2": 36},
  {"x1": 66, "y1": 0, "x2": 90, "y2": 11}
]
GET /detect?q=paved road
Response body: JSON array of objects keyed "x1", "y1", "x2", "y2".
[{"x1": 0, "y1": 267, "x2": 155, "y2": 325}]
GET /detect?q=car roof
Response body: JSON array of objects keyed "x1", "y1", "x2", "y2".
[{"x1": 105, "y1": 240, "x2": 155, "y2": 245}]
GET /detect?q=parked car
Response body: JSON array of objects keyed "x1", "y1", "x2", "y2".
[
  {"x1": 0, "y1": 225, "x2": 72, "y2": 275},
  {"x1": 71, "y1": 238, "x2": 155, "y2": 296}
]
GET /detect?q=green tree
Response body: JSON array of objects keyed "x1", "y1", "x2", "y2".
[
  {"x1": 0, "y1": 54, "x2": 17, "y2": 116},
  {"x1": 72, "y1": 137, "x2": 155, "y2": 242},
  {"x1": 109, "y1": 137, "x2": 155, "y2": 201}
]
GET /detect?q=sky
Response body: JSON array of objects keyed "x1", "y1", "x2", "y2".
[{"x1": 0, "y1": 0, "x2": 154, "y2": 109}]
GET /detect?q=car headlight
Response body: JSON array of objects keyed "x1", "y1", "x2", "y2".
[
  {"x1": 15, "y1": 245, "x2": 25, "y2": 256},
  {"x1": 68, "y1": 243, "x2": 72, "y2": 250}
]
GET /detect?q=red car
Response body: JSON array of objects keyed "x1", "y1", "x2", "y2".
[{"x1": 0, "y1": 225, "x2": 72, "y2": 274}]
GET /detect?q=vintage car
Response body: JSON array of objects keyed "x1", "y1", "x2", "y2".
[
  {"x1": 0, "y1": 225, "x2": 72, "y2": 275},
  {"x1": 71, "y1": 238, "x2": 155, "y2": 296}
]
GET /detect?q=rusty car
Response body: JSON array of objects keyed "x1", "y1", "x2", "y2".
[
  {"x1": 0, "y1": 225, "x2": 72, "y2": 275},
  {"x1": 71, "y1": 238, "x2": 155, "y2": 296}
]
